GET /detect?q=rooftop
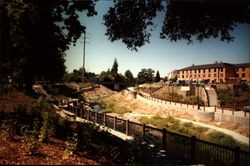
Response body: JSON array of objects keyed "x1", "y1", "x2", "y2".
[{"x1": 178, "y1": 62, "x2": 250, "y2": 71}]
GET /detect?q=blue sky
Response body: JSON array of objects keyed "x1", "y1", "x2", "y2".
[{"x1": 65, "y1": 1, "x2": 250, "y2": 77}]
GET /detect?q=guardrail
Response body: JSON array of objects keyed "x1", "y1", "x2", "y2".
[
  {"x1": 138, "y1": 91, "x2": 249, "y2": 117},
  {"x1": 67, "y1": 105, "x2": 249, "y2": 165}
]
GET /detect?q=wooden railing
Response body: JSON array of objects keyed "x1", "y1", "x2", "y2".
[{"x1": 67, "y1": 105, "x2": 249, "y2": 165}]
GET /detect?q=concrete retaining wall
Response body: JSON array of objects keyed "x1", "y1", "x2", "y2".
[
  {"x1": 215, "y1": 113, "x2": 249, "y2": 126},
  {"x1": 192, "y1": 111, "x2": 215, "y2": 122}
]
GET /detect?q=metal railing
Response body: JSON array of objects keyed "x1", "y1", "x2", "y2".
[{"x1": 67, "y1": 105, "x2": 249, "y2": 165}]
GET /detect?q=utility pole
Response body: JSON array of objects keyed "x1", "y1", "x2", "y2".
[{"x1": 82, "y1": 32, "x2": 86, "y2": 83}]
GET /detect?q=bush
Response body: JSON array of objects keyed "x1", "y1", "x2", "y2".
[
  {"x1": 39, "y1": 111, "x2": 56, "y2": 143},
  {"x1": 0, "y1": 119, "x2": 16, "y2": 141},
  {"x1": 64, "y1": 132, "x2": 78, "y2": 156},
  {"x1": 206, "y1": 132, "x2": 236, "y2": 148},
  {"x1": 23, "y1": 118, "x2": 41, "y2": 156}
]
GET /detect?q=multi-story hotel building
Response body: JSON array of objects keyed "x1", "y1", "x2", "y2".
[{"x1": 177, "y1": 61, "x2": 250, "y2": 83}]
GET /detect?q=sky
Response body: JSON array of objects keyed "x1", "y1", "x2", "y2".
[{"x1": 65, "y1": 1, "x2": 250, "y2": 78}]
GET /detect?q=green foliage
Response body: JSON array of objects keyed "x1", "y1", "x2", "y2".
[
  {"x1": 23, "y1": 118, "x2": 41, "y2": 156},
  {"x1": 206, "y1": 132, "x2": 236, "y2": 148},
  {"x1": 64, "y1": 132, "x2": 78, "y2": 156},
  {"x1": 37, "y1": 96, "x2": 52, "y2": 110},
  {"x1": 137, "y1": 68, "x2": 155, "y2": 83},
  {"x1": 155, "y1": 70, "x2": 161, "y2": 82},
  {"x1": 124, "y1": 70, "x2": 135, "y2": 83},
  {"x1": 0, "y1": 0, "x2": 97, "y2": 91},
  {"x1": 0, "y1": 119, "x2": 16, "y2": 141},
  {"x1": 104, "y1": 0, "x2": 249, "y2": 50},
  {"x1": 111, "y1": 58, "x2": 118, "y2": 78},
  {"x1": 39, "y1": 111, "x2": 56, "y2": 143}
]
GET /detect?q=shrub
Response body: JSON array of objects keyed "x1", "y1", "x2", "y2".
[
  {"x1": 39, "y1": 111, "x2": 56, "y2": 143},
  {"x1": 206, "y1": 132, "x2": 236, "y2": 148},
  {"x1": 64, "y1": 132, "x2": 78, "y2": 156},
  {"x1": 23, "y1": 118, "x2": 41, "y2": 156},
  {"x1": 0, "y1": 119, "x2": 16, "y2": 141}
]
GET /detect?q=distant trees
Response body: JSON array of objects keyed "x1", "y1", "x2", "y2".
[
  {"x1": 155, "y1": 71, "x2": 161, "y2": 82},
  {"x1": 63, "y1": 68, "x2": 96, "y2": 82},
  {"x1": 124, "y1": 70, "x2": 135, "y2": 83},
  {"x1": 137, "y1": 68, "x2": 155, "y2": 83},
  {"x1": 111, "y1": 58, "x2": 118, "y2": 78}
]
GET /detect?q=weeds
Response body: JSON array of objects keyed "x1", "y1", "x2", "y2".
[
  {"x1": 23, "y1": 118, "x2": 41, "y2": 156},
  {"x1": 39, "y1": 112, "x2": 56, "y2": 143},
  {"x1": 64, "y1": 132, "x2": 78, "y2": 156}
]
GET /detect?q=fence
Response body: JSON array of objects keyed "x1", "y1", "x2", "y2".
[
  {"x1": 67, "y1": 105, "x2": 249, "y2": 165},
  {"x1": 138, "y1": 91, "x2": 249, "y2": 117}
]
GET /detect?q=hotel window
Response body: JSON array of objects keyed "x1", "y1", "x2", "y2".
[
  {"x1": 198, "y1": 74, "x2": 200, "y2": 78},
  {"x1": 208, "y1": 69, "x2": 211, "y2": 72},
  {"x1": 203, "y1": 74, "x2": 205, "y2": 77},
  {"x1": 186, "y1": 75, "x2": 188, "y2": 78},
  {"x1": 220, "y1": 73, "x2": 223, "y2": 77},
  {"x1": 236, "y1": 68, "x2": 239, "y2": 72},
  {"x1": 203, "y1": 69, "x2": 205, "y2": 73},
  {"x1": 182, "y1": 75, "x2": 184, "y2": 78},
  {"x1": 242, "y1": 68, "x2": 245, "y2": 72},
  {"x1": 194, "y1": 70, "x2": 196, "y2": 73},
  {"x1": 242, "y1": 73, "x2": 245, "y2": 77},
  {"x1": 214, "y1": 74, "x2": 217, "y2": 77},
  {"x1": 194, "y1": 74, "x2": 196, "y2": 78},
  {"x1": 198, "y1": 70, "x2": 200, "y2": 73},
  {"x1": 208, "y1": 74, "x2": 211, "y2": 77},
  {"x1": 220, "y1": 68, "x2": 223, "y2": 72}
]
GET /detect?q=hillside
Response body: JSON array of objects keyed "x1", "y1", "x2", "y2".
[{"x1": 0, "y1": 90, "x2": 114, "y2": 165}]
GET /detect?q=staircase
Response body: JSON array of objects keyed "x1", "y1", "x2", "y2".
[{"x1": 205, "y1": 86, "x2": 218, "y2": 106}]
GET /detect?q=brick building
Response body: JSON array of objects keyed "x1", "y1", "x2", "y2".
[{"x1": 177, "y1": 62, "x2": 250, "y2": 84}]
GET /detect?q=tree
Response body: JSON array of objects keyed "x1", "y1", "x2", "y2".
[
  {"x1": 124, "y1": 70, "x2": 134, "y2": 83},
  {"x1": 137, "y1": 68, "x2": 155, "y2": 84},
  {"x1": 155, "y1": 71, "x2": 161, "y2": 82},
  {"x1": 0, "y1": 0, "x2": 97, "y2": 92},
  {"x1": 111, "y1": 58, "x2": 118, "y2": 78},
  {"x1": 104, "y1": 0, "x2": 250, "y2": 51}
]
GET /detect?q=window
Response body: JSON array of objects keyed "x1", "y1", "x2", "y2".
[
  {"x1": 208, "y1": 69, "x2": 211, "y2": 72},
  {"x1": 194, "y1": 74, "x2": 196, "y2": 78},
  {"x1": 220, "y1": 68, "x2": 223, "y2": 72},
  {"x1": 186, "y1": 75, "x2": 188, "y2": 78},
  {"x1": 203, "y1": 69, "x2": 205, "y2": 73},
  {"x1": 198, "y1": 74, "x2": 200, "y2": 78},
  {"x1": 220, "y1": 73, "x2": 223, "y2": 77},
  {"x1": 236, "y1": 68, "x2": 239, "y2": 72},
  {"x1": 198, "y1": 70, "x2": 200, "y2": 73},
  {"x1": 194, "y1": 70, "x2": 196, "y2": 73},
  {"x1": 203, "y1": 74, "x2": 205, "y2": 77},
  {"x1": 190, "y1": 75, "x2": 192, "y2": 78},
  {"x1": 242, "y1": 73, "x2": 245, "y2": 77},
  {"x1": 182, "y1": 75, "x2": 184, "y2": 78},
  {"x1": 208, "y1": 74, "x2": 211, "y2": 77},
  {"x1": 242, "y1": 68, "x2": 245, "y2": 72},
  {"x1": 214, "y1": 74, "x2": 217, "y2": 77}
]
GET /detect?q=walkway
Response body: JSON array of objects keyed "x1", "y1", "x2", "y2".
[
  {"x1": 55, "y1": 105, "x2": 134, "y2": 142},
  {"x1": 137, "y1": 89, "x2": 249, "y2": 118}
]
